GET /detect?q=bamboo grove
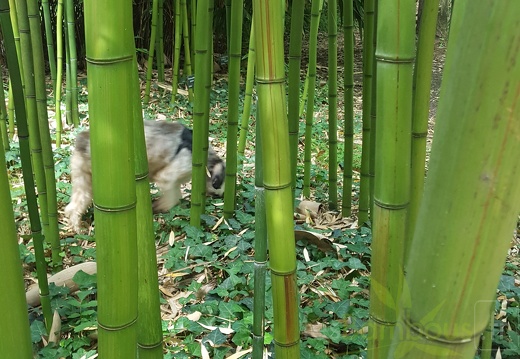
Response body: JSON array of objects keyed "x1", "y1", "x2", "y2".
[{"x1": 0, "y1": 1, "x2": 519, "y2": 358}]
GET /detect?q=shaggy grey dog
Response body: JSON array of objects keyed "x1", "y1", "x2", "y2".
[{"x1": 65, "y1": 120, "x2": 225, "y2": 230}]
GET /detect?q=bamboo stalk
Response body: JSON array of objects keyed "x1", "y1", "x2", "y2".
[
  {"x1": 1, "y1": 0, "x2": 52, "y2": 329},
  {"x1": 171, "y1": 0, "x2": 182, "y2": 102},
  {"x1": 65, "y1": 0, "x2": 79, "y2": 126},
  {"x1": 0, "y1": 137, "x2": 32, "y2": 358},
  {"x1": 252, "y1": 117, "x2": 267, "y2": 359},
  {"x1": 157, "y1": 0, "x2": 165, "y2": 82},
  {"x1": 0, "y1": 80, "x2": 8, "y2": 150},
  {"x1": 27, "y1": 0, "x2": 61, "y2": 267},
  {"x1": 8, "y1": 80, "x2": 14, "y2": 139},
  {"x1": 84, "y1": 0, "x2": 138, "y2": 355},
  {"x1": 181, "y1": 0, "x2": 193, "y2": 101},
  {"x1": 328, "y1": 0, "x2": 338, "y2": 210},
  {"x1": 222, "y1": 0, "x2": 243, "y2": 219},
  {"x1": 341, "y1": 0, "x2": 354, "y2": 217},
  {"x1": 389, "y1": 2, "x2": 520, "y2": 357},
  {"x1": 303, "y1": 0, "x2": 323, "y2": 199},
  {"x1": 190, "y1": 0, "x2": 213, "y2": 227},
  {"x1": 253, "y1": 1, "x2": 300, "y2": 357},
  {"x1": 358, "y1": 0, "x2": 375, "y2": 225},
  {"x1": 368, "y1": 0, "x2": 378, "y2": 217},
  {"x1": 287, "y1": 0, "x2": 305, "y2": 193},
  {"x1": 55, "y1": 0, "x2": 63, "y2": 143},
  {"x1": 407, "y1": 0, "x2": 440, "y2": 262},
  {"x1": 237, "y1": 23, "x2": 255, "y2": 158},
  {"x1": 41, "y1": 0, "x2": 56, "y2": 101},
  {"x1": 144, "y1": 0, "x2": 159, "y2": 104},
  {"x1": 64, "y1": 9, "x2": 71, "y2": 125},
  {"x1": 368, "y1": 0, "x2": 415, "y2": 357}
]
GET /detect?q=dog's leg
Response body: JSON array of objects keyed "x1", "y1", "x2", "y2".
[
  {"x1": 65, "y1": 152, "x2": 93, "y2": 231},
  {"x1": 152, "y1": 181, "x2": 182, "y2": 213}
]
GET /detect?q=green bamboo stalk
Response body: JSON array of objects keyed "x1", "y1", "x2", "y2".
[
  {"x1": 222, "y1": 0, "x2": 243, "y2": 219},
  {"x1": 253, "y1": 1, "x2": 300, "y2": 357},
  {"x1": 84, "y1": 0, "x2": 138, "y2": 356},
  {"x1": 190, "y1": 0, "x2": 196, "y2": 69},
  {"x1": 298, "y1": 67, "x2": 309, "y2": 118},
  {"x1": 8, "y1": 80, "x2": 15, "y2": 139},
  {"x1": 9, "y1": 0, "x2": 23, "y2": 85},
  {"x1": 15, "y1": 0, "x2": 52, "y2": 262},
  {"x1": 0, "y1": 81, "x2": 9, "y2": 150},
  {"x1": 328, "y1": 0, "x2": 338, "y2": 210},
  {"x1": 190, "y1": 0, "x2": 213, "y2": 227},
  {"x1": 65, "y1": 0, "x2": 79, "y2": 126},
  {"x1": 41, "y1": 0, "x2": 56, "y2": 101},
  {"x1": 389, "y1": 3, "x2": 520, "y2": 357},
  {"x1": 131, "y1": 56, "x2": 163, "y2": 359},
  {"x1": 287, "y1": 0, "x2": 305, "y2": 194},
  {"x1": 341, "y1": 0, "x2": 354, "y2": 217},
  {"x1": 358, "y1": 0, "x2": 375, "y2": 225},
  {"x1": 407, "y1": 0, "x2": 440, "y2": 262},
  {"x1": 303, "y1": 0, "x2": 323, "y2": 198},
  {"x1": 1, "y1": 0, "x2": 52, "y2": 329},
  {"x1": 367, "y1": 0, "x2": 415, "y2": 357},
  {"x1": 225, "y1": 0, "x2": 231, "y2": 52},
  {"x1": 171, "y1": 0, "x2": 182, "y2": 102},
  {"x1": 157, "y1": 0, "x2": 165, "y2": 82},
  {"x1": 181, "y1": 0, "x2": 194, "y2": 101},
  {"x1": 55, "y1": 0, "x2": 63, "y2": 144},
  {"x1": 252, "y1": 116, "x2": 267, "y2": 359},
  {"x1": 64, "y1": 20, "x2": 71, "y2": 125},
  {"x1": 144, "y1": 0, "x2": 159, "y2": 104},
  {"x1": 237, "y1": 23, "x2": 255, "y2": 158},
  {"x1": 27, "y1": 0, "x2": 61, "y2": 267},
  {"x1": 0, "y1": 143, "x2": 32, "y2": 358},
  {"x1": 480, "y1": 305, "x2": 494, "y2": 359},
  {"x1": 368, "y1": 1, "x2": 378, "y2": 218}
]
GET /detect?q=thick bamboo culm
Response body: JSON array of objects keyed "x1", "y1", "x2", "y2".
[
  {"x1": 388, "y1": 2, "x2": 520, "y2": 357},
  {"x1": 41, "y1": 0, "x2": 56, "y2": 101},
  {"x1": 252, "y1": 1, "x2": 300, "y2": 357},
  {"x1": 368, "y1": 0, "x2": 415, "y2": 357},
  {"x1": 84, "y1": 0, "x2": 138, "y2": 355}
]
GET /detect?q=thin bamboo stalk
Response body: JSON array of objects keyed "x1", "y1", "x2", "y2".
[
  {"x1": 0, "y1": 80, "x2": 8, "y2": 150},
  {"x1": 84, "y1": 0, "x2": 138, "y2": 355},
  {"x1": 8, "y1": 80, "x2": 14, "y2": 139},
  {"x1": 65, "y1": 0, "x2": 79, "y2": 126},
  {"x1": 237, "y1": 23, "x2": 255, "y2": 158},
  {"x1": 389, "y1": 2, "x2": 520, "y2": 357},
  {"x1": 157, "y1": 0, "x2": 165, "y2": 82},
  {"x1": 0, "y1": 142, "x2": 32, "y2": 358},
  {"x1": 190, "y1": 0, "x2": 196, "y2": 69},
  {"x1": 328, "y1": 0, "x2": 338, "y2": 210},
  {"x1": 368, "y1": 0, "x2": 378, "y2": 217},
  {"x1": 341, "y1": 0, "x2": 354, "y2": 217},
  {"x1": 303, "y1": 0, "x2": 323, "y2": 198},
  {"x1": 253, "y1": 1, "x2": 300, "y2": 357},
  {"x1": 222, "y1": 0, "x2": 243, "y2": 219},
  {"x1": 171, "y1": 0, "x2": 182, "y2": 102},
  {"x1": 368, "y1": 0, "x2": 415, "y2": 357},
  {"x1": 181, "y1": 0, "x2": 193, "y2": 101},
  {"x1": 1, "y1": 0, "x2": 52, "y2": 329},
  {"x1": 407, "y1": 0, "x2": 440, "y2": 262},
  {"x1": 55, "y1": 0, "x2": 63, "y2": 143},
  {"x1": 27, "y1": 0, "x2": 61, "y2": 267},
  {"x1": 287, "y1": 0, "x2": 305, "y2": 193},
  {"x1": 358, "y1": 0, "x2": 375, "y2": 225},
  {"x1": 480, "y1": 306, "x2": 494, "y2": 359},
  {"x1": 144, "y1": 0, "x2": 159, "y2": 104},
  {"x1": 41, "y1": 0, "x2": 56, "y2": 101}
]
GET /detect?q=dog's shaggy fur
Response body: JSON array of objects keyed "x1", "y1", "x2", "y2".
[{"x1": 65, "y1": 120, "x2": 225, "y2": 230}]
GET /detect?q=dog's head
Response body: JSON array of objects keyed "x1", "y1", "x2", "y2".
[{"x1": 206, "y1": 149, "x2": 225, "y2": 197}]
